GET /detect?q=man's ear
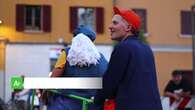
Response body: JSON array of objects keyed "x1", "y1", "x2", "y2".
[{"x1": 126, "y1": 25, "x2": 132, "y2": 32}]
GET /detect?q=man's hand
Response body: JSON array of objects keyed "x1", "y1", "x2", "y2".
[
  {"x1": 51, "y1": 68, "x2": 64, "y2": 77},
  {"x1": 164, "y1": 91, "x2": 181, "y2": 101},
  {"x1": 177, "y1": 91, "x2": 191, "y2": 97},
  {"x1": 173, "y1": 94, "x2": 181, "y2": 101}
]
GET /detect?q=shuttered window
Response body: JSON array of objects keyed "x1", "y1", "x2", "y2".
[
  {"x1": 42, "y1": 5, "x2": 51, "y2": 32},
  {"x1": 16, "y1": 4, "x2": 51, "y2": 32},
  {"x1": 181, "y1": 11, "x2": 195, "y2": 35},
  {"x1": 96, "y1": 7, "x2": 104, "y2": 33},
  {"x1": 132, "y1": 9, "x2": 147, "y2": 33},
  {"x1": 16, "y1": 5, "x2": 25, "y2": 31},
  {"x1": 70, "y1": 7, "x2": 104, "y2": 34}
]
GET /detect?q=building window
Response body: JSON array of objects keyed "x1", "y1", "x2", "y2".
[
  {"x1": 25, "y1": 6, "x2": 42, "y2": 31},
  {"x1": 78, "y1": 8, "x2": 95, "y2": 31},
  {"x1": 16, "y1": 4, "x2": 51, "y2": 32},
  {"x1": 70, "y1": 7, "x2": 104, "y2": 33},
  {"x1": 132, "y1": 9, "x2": 147, "y2": 33},
  {"x1": 181, "y1": 11, "x2": 195, "y2": 35}
]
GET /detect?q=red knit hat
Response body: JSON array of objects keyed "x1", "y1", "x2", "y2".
[{"x1": 113, "y1": 7, "x2": 141, "y2": 32}]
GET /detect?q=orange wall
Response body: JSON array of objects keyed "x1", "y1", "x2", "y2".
[
  {"x1": 115, "y1": 0, "x2": 194, "y2": 46},
  {"x1": 0, "y1": 0, "x2": 113, "y2": 44},
  {"x1": 154, "y1": 51, "x2": 192, "y2": 95},
  {"x1": 0, "y1": 43, "x2": 5, "y2": 71},
  {"x1": 1, "y1": 0, "x2": 194, "y2": 45}
]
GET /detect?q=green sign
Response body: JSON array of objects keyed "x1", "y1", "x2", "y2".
[{"x1": 11, "y1": 76, "x2": 23, "y2": 90}]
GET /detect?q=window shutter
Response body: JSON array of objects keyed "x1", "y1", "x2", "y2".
[
  {"x1": 43, "y1": 5, "x2": 51, "y2": 32},
  {"x1": 16, "y1": 4, "x2": 25, "y2": 31},
  {"x1": 181, "y1": 11, "x2": 191, "y2": 34},
  {"x1": 193, "y1": 11, "x2": 195, "y2": 34},
  {"x1": 141, "y1": 10, "x2": 147, "y2": 33},
  {"x1": 181, "y1": 11, "x2": 195, "y2": 35},
  {"x1": 70, "y1": 7, "x2": 78, "y2": 32},
  {"x1": 96, "y1": 7, "x2": 104, "y2": 33}
]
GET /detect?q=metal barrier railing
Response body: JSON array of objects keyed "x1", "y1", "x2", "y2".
[
  {"x1": 11, "y1": 77, "x2": 94, "y2": 110},
  {"x1": 31, "y1": 89, "x2": 94, "y2": 110}
]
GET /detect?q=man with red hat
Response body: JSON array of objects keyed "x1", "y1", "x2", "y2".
[{"x1": 94, "y1": 7, "x2": 162, "y2": 110}]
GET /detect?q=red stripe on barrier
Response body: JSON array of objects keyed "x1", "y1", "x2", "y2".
[{"x1": 178, "y1": 97, "x2": 191, "y2": 109}]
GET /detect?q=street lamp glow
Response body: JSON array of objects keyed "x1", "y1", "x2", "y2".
[{"x1": 0, "y1": 20, "x2": 2, "y2": 24}]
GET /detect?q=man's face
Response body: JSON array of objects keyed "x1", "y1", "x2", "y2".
[
  {"x1": 172, "y1": 75, "x2": 182, "y2": 84},
  {"x1": 109, "y1": 15, "x2": 130, "y2": 41}
]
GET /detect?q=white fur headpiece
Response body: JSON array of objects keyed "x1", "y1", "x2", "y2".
[{"x1": 67, "y1": 33, "x2": 101, "y2": 67}]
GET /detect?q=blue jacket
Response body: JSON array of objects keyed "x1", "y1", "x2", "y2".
[
  {"x1": 94, "y1": 35, "x2": 162, "y2": 110},
  {"x1": 47, "y1": 51, "x2": 108, "y2": 110},
  {"x1": 61, "y1": 53, "x2": 108, "y2": 98}
]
